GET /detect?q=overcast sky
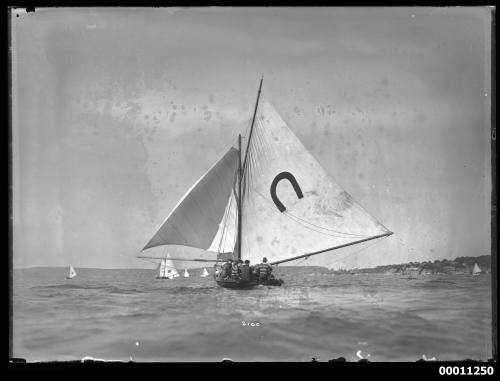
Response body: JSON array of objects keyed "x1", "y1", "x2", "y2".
[{"x1": 11, "y1": 7, "x2": 492, "y2": 269}]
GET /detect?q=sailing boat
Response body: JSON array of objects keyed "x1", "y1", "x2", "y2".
[
  {"x1": 201, "y1": 268, "x2": 209, "y2": 277},
  {"x1": 472, "y1": 263, "x2": 482, "y2": 276},
  {"x1": 66, "y1": 264, "x2": 77, "y2": 280},
  {"x1": 156, "y1": 255, "x2": 180, "y2": 279},
  {"x1": 139, "y1": 77, "x2": 393, "y2": 289},
  {"x1": 183, "y1": 269, "x2": 190, "y2": 278}
]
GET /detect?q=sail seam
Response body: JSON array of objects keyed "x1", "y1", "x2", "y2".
[{"x1": 250, "y1": 186, "x2": 373, "y2": 238}]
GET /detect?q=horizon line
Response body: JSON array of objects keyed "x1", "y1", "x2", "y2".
[{"x1": 12, "y1": 254, "x2": 491, "y2": 271}]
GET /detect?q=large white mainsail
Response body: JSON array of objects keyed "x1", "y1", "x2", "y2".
[
  {"x1": 239, "y1": 102, "x2": 391, "y2": 267},
  {"x1": 143, "y1": 147, "x2": 239, "y2": 252}
]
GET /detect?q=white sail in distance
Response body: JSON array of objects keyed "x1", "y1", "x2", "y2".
[
  {"x1": 143, "y1": 147, "x2": 239, "y2": 253},
  {"x1": 158, "y1": 259, "x2": 167, "y2": 278},
  {"x1": 157, "y1": 256, "x2": 180, "y2": 279},
  {"x1": 201, "y1": 268, "x2": 209, "y2": 277},
  {"x1": 240, "y1": 102, "x2": 392, "y2": 266},
  {"x1": 67, "y1": 265, "x2": 76, "y2": 279},
  {"x1": 183, "y1": 269, "x2": 190, "y2": 278},
  {"x1": 472, "y1": 263, "x2": 481, "y2": 275},
  {"x1": 165, "y1": 255, "x2": 180, "y2": 278}
]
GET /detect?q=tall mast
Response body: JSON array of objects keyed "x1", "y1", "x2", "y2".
[
  {"x1": 237, "y1": 134, "x2": 242, "y2": 260},
  {"x1": 237, "y1": 76, "x2": 264, "y2": 261},
  {"x1": 242, "y1": 75, "x2": 264, "y2": 174}
]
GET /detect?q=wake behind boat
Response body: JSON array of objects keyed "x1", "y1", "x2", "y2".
[{"x1": 138, "y1": 77, "x2": 392, "y2": 289}]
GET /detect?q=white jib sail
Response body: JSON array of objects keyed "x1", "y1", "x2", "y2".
[
  {"x1": 165, "y1": 255, "x2": 180, "y2": 278},
  {"x1": 68, "y1": 265, "x2": 76, "y2": 279},
  {"x1": 207, "y1": 188, "x2": 238, "y2": 255},
  {"x1": 183, "y1": 269, "x2": 190, "y2": 278},
  {"x1": 143, "y1": 147, "x2": 239, "y2": 252},
  {"x1": 201, "y1": 268, "x2": 209, "y2": 277},
  {"x1": 158, "y1": 259, "x2": 167, "y2": 278},
  {"x1": 240, "y1": 102, "x2": 391, "y2": 267}
]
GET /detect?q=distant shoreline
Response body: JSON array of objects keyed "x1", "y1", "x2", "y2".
[
  {"x1": 332, "y1": 254, "x2": 491, "y2": 275},
  {"x1": 12, "y1": 254, "x2": 491, "y2": 274}
]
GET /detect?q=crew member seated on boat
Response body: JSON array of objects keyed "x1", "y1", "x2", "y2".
[
  {"x1": 255, "y1": 257, "x2": 272, "y2": 283},
  {"x1": 214, "y1": 264, "x2": 221, "y2": 278},
  {"x1": 231, "y1": 260, "x2": 241, "y2": 280},
  {"x1": 222, "y1": 259, "x2": 233, "y2": 279},
  {"x1": 240, "y1": 260, "x2": 251, "y2": 282}
]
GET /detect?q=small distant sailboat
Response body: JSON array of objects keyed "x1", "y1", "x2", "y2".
[
  {"x1": 183, "y1": 269, "x2": 190, "y2": 278},
  {"x1": 66, "y1": 264, "x2": 77, "y2": 280},
  {"x1": 156, "y1": 255, "x2": 180, "y2": 279},
  {"x1": 472, "y1": 263, "x2": 482, "y2": 276},
  {"x1": 201, "y1": 268, "x2": 209, "y2": 277}
]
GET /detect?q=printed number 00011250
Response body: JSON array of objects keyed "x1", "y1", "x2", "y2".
[{"x1": 438, "y1": 366, "x2": 494, "y2": 376}]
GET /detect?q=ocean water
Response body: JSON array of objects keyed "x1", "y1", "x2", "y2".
[{"x1": 12, "y1": 267, "x2": 492, "y2": 362}]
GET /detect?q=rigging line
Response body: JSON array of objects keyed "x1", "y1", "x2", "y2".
[
  {"x1": 218, "y1": 173, "x2": 237, "y2": 246},
  {"x1": 243, "y1": 145, "x2": 253, "y2": 198},
  {"x1": 242, "y1": 129, "x2": 262, "y2": 196},
  {"x1": 252, "y1": 117, "x2": 267, "y2": 173},
  {"x1": 217, "y1": 190, "x2": 236, "y2": 253},
  {"x1": 242, "y1": 114, "x2": 252, "y2": 140},
  {"x1": 249, "y1": 116, "x2": 264, "y2": 164},
  {"x1": 248, "y1": 127, "x2": 262, "y2": 185},
  {"x1": 248, "y1": 126, "x2": 260, "y2": 177},
  {"x1": 220, "y1": 196, "x2": 234, "y2": 250},
  {"x1": 260, "y1": 115, "x2": 276, "y2": 162},
  {"x1": 244, "y1": 116, "x2": 262, "y2": 189},
  {"x1": 216, "y1": 199, "x2": 230, "y2": 253},
  {"x1": 242, "y1": 76, "x2": 263, "y2": 178},
  {"x1": 285, "y1": 213, "x2": 371, "y2": 239},
  {"x1": 284, "y1": 234, "x2": 389, "y2": 267},
  {"x1": 242, "y1": 126, "x2": 263, "y2": 201},
  {"x1": 250, "y1": 186, "x2": 372, "y2": 238},
  {"x1": 283, "y1": 211, "x2": 371, "y2": 238},
  {"x1": 138, "y1": 257, "x2": 160, "y2": 265},
  {"x1": 326, "y1": 235, "x2": 390, "y2": 265}
]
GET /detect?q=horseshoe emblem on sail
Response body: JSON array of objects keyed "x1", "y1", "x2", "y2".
[{"x1": 270, "y1": 171, "x2": 304, "y2": 212}]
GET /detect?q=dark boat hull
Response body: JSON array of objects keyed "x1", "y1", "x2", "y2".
[{"x1": 215, "y1": 276, "x2": 284, "y2": 289}]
